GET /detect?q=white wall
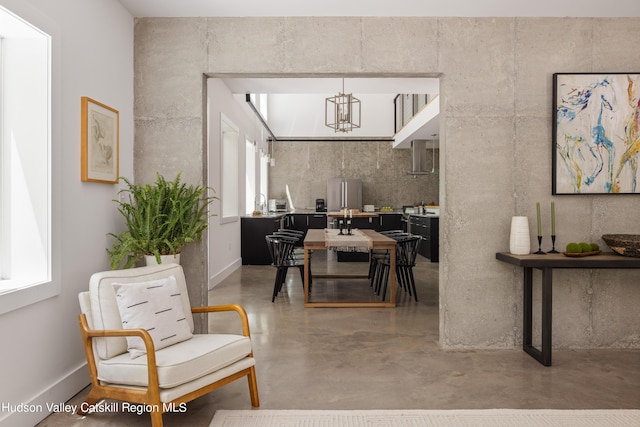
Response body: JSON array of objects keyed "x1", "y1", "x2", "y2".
[
  {"x1": 0, "y1": 1, "x2": 133, "y2": 425},
  {"x1": 268, "y1": 93, "x2": 396, "y2": 137},
  {"x1": 206, "y1": 79, "x2": 264, "y2": 288}
]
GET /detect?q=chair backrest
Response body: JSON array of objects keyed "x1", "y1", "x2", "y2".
[
  {"x1": 81, "y1": 263, "x2": 194, "y2": 360},
  {"x1": 396, "y1": 235, "x2": 422, "y2": 266},
  {"x1": 380, "y1": 230, "x2": 406, "y2": 237},
  {"x1": 265, "y1": 235, "x2": 296, "y2": 267},
  {"x1": 276, "y1": 229, "x2": 305, "y2": 246}
]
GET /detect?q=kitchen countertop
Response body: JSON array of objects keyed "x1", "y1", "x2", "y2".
[
  {"x1": 327, "y1": 211, "x2": 379, "y2": 218},
  {"x1": 407, "y1": 213, "x2": 440, "y2": 218},
  {"x1": 265, "y1": 210, "x2": 405, "y2": 215},
  {"x1": 242, "y1": 213, "x2": 287, "y2": 219}
]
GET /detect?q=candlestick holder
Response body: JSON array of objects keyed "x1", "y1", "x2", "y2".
[
  {"x1": 548, "y1": 235, "x2": 559, "y2": 253},
  {"x1": 534, "y1": 235, "x2": 546, "y2": 254},
  {"x1": 347, "y1": 220, "x2": 352, "y2": 235},
  {"x1": 338, "y1": 220, "x2": 344, "y2": 235}
]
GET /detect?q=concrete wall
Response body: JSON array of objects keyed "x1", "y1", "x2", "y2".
[
  {"x1": 270, "y1": 141, "x2": 440, "y2": 210},
  {"x1": 0, "y1": 1, "x2": 134, "y2": 425},
  {"x1": 134, "y1": 17, "x2": 640, "y2": 349}
]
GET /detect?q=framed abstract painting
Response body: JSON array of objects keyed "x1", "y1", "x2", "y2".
[
  {"x1": 552, "y1": 73, "x2": 640, "y2": 194},
  {"x1": 81, "y1": 96, "x2": 119, "y2": 183}
]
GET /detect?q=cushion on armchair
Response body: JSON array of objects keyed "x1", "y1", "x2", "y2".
[
  {"x1": 89, "y1": 263, "x2": 194, "y2": 360},
  {"x1": 97, "y1": 334, "x2": 253, "y2": 388},
  {"x1": 113, "y1": 275, "x2": 193, "y2": 358}
]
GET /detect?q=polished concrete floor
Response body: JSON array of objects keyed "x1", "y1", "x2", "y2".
[{"x1": 38, "y1": 252, "x2": 640, "y2": 426}]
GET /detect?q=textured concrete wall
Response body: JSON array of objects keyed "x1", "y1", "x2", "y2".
[
  {"x1": 270, "y1": 141, "x2": 440, "y2": 210},
  {"x1": 134, "y1": 17, "x2": 640, "y2": 348}
]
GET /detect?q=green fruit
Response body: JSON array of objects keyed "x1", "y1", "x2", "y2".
[
  {"x1": 590, "y1": 243, "x2": 599, "y2": 251},
  {"x1": 579, "y1": 242, "x2": 592, "y2": 252},
  {"x1": 566, "y1": 242, "x2": 581, "y2": 253}
]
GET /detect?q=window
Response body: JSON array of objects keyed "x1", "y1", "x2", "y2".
[
  {"x1": 220, "y1": 113, "x2": 239, "y2": 221},
  {"x1": 245, "y1": 138, "x2": 256, "y2": 214},
  {"x1": 0, "y1": 6, "x2": 56, "y2": 314},
  {"x1": 260, "y1": 151, "x2": 268, "y2": 201}
]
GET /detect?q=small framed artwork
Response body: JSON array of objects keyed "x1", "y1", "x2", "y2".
[
  {"x1": 81, "y1": 96, "x2": 119, "y2": 183},
  {"x1": 552, "y1": 73, "x2": 640, "y2": 195}
]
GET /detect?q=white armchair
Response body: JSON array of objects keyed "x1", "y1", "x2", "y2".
[{"x1": 77, "y1": 263, "x2": 259, "y2": 426}]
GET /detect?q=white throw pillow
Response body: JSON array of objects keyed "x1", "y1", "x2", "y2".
[{"x1": 113, "y1": 275, "x2": 192, "y2": 359}]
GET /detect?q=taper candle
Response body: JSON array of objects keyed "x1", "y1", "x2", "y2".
[
  {"x1": 536, "y1": 202, "x2": 541, "y2": 236},
  {"x1": 551, "y1": 201, "x2": 555, "y2": 235}
]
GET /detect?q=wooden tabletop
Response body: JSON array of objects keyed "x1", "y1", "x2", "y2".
[{"x1": 304, "y1": 228, "x2": 396, "y2": 249}]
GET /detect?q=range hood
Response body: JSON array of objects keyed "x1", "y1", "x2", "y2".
[{"x1": 408, "y1": 139, "x2": 430, "y2": 175}]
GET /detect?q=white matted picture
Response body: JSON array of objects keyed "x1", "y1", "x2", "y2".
[{"x1": 81, "y1": 96, "x2": 119, "y2": 183}]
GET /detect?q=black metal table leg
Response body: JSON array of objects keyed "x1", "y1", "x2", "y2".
[
  {"x1": 522, "y1": 267, "x2": 553, "y2": 366},
  {"x1": 541, "y1": 267, "x2": 553, "y2": 366}
]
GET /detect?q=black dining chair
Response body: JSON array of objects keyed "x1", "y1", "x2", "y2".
[
  {"x1": 265, "y1": 235, "x2": 307, "y2": 302},
  {"x1": 273, "y1": 229, "x2": 312, "y2": 281},
  {"x1": 376, "y1": 234, "x2": 422, "y2": 302},
  {"x1": 368, "y1": 231, "x2": 409, "y2": 287}
]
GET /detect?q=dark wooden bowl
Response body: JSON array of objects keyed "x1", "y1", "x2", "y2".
[{"x1": 601, "y1": 234, "x2": 640, "y2": 257}]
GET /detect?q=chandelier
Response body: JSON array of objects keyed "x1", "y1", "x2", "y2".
[{"x1": 325, "y1": 78, "x2": 361, "y2": 133}]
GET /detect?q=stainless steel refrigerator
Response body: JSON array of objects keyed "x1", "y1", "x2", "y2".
[{"x1": 327, "y1": 178, "x2": 362, "y2": 212}]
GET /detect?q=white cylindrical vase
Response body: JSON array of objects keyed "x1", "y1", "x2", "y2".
[{"x1": 509, "y1": 216, "x2": 531, "y2": 255}]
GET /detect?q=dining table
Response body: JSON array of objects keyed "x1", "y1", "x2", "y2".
[{"x1": 303, "y1": 228, "x2": 397, "y2": 308}]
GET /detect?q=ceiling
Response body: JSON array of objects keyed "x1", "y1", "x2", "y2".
[{"x1": 118, "y1": 0, "x2": 640, "y2": 18}]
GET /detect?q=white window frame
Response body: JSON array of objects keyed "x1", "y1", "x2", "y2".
[
  {"x1": 0, "y1": 5, "x2": 58, "y2": 314},
  {"x1": 220, "y1": 113, "x2": 239, "y2": 223},
  {"x1": 245, "y1": 138, "x2": 256, "y2": 214}
]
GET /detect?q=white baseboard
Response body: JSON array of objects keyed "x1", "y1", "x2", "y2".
[
  {"x1": 0, "y1": 363, "x2": 89, "y2": 427},
  {"x1": 209, "y1": 257, "x2": 241, "y2": 290}
]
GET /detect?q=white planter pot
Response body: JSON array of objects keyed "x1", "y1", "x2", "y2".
[
  {"x1": 509, "y1": 216, "x2": 531, "y2": 255},
  {"x1": 144, "y1": 253, "x2": 181, "y2": 266}
]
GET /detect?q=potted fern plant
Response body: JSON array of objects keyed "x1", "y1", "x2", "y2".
[{"x1": 107, "y1": 172, "x2": 217, "y2": 269}]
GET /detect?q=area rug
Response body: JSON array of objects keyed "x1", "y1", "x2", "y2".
[{"x1": 210, "y1": 409, "x2": 640, "y2": 427}]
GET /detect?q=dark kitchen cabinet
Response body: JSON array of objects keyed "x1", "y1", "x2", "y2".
[
  {"x1": 241, "y1": 215, "x2": 286, "y2": 265},
  {"x1": 378, "y1": 213, "x2": 403, "y2": 231},
  {"x1": 288, "y1": 213, "x2": 327, "y2": 234},
  {"x1": 409, "y1": 215, "x2": 439, "y2": 262}
]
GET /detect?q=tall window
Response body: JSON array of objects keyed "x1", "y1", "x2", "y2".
[
  {"x1": 260, "y1": 152, "x2": 268, "y2": 201},
  {"x1": 245, "y1": 138, "x2": 256, "y2": 214},
  {"x1": 0, "y1": 6, "x2": 55, "y2": 314},
  {"x1": 220, "y1": 113, "x2": 239, "y2": 221}
]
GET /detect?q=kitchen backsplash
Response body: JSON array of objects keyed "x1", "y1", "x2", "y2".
[{"x1": 269, "y1": 140, "x2": 439, "y2": 210}]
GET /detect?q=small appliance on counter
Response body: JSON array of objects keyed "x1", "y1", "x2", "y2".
[
  {"x1": 316, "y1": 198, "x2": 326, "y2": 212},
  {"x1": 268, "y1": 199, "x2": 287, "y2": 212},
  {"x1": 425, "y1": 206, "x2": 440, "y2": 216}
]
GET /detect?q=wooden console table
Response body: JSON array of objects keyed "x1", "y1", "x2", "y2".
[{"x1": 496, "y1": 252, "x2": 640, "y2": 366}]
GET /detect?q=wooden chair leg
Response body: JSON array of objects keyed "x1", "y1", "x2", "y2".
[
  {"x1": 247, "y1": 366, "x2": 260, "y2": 407},
  {"x1": 150, "y1": 408, "x2": 164, "y2": 427}
]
